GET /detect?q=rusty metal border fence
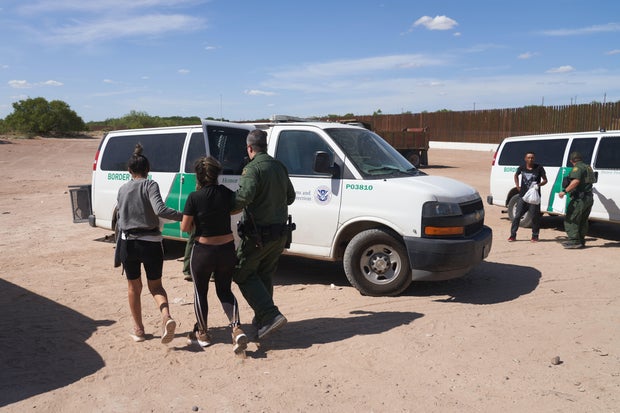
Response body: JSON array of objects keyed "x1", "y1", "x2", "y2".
[{"x1": 328, "y1": 102, "x2": 620, "y2": 145}]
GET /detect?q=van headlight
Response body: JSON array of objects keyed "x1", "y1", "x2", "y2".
[
  {"x1": 422, "y1": 202, "x2": 464, "y2": 236},
  {"x1": 422, "y1": 202, "x2": 462, "y2": 217}
]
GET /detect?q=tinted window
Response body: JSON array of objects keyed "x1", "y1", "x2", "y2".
[
  {"x1": 101, "y1": 132, "x2": 186, "y2": 172},
  {"x1": 498, "y1": 139, "x2": 568, "y2": 167},
  {"x1": 184, "y1": 132, "x2": 207, "y2": 173},
  {"x1": 595, "y1": 136, "x2": 620, "y2": 169},
  {"x1": 275, "y1": 130, "x2": 334, "y2": 176},
  {"x1": 206, "y1": 126, "x2": 248, "y2": 175},
  {"x1": 566, "y1": 138, "x2": 596, "y2": 166}
]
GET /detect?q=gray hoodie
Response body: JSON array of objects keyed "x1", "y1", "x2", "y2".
[{"x1": 116, "y1": 178, "x2": 182, "y2": 236}]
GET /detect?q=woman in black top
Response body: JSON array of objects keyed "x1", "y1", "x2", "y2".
[{"x1": 181, "y1": 156, "x2": 248, "y2": 354}]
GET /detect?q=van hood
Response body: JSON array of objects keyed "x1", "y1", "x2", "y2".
[{"x1": 395, "y1": 174, "x2": 481, "y2": 204}]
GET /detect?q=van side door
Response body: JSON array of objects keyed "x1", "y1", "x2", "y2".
[
  {"x1": 200, "y1": 120, "x2": 256, "y2": 235},
  {"x1": 271, "y1": 126, "x2": 343, "y2": 257},
  {"x1": 163, "y1": 129, "x2": 209, "y2": 240}
]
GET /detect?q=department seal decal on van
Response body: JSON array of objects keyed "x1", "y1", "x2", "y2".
[{"x1": 314, "y1": 186, "x2": 331, "y2": 205}]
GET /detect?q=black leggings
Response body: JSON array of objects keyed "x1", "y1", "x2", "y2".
[{"x1": 189, "y1": 241, "x2": 240, "y2": 332}]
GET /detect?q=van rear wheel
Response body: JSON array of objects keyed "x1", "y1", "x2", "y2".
[
  {"x1": 343, "y1": 229, "x2": 412, "y2": 296},
  {"x1": 507, "y1": 194, "x2": 533, "y2": 228},
  {"x1": 405, "y1": 151, "x2": 421, "y2": 168}
]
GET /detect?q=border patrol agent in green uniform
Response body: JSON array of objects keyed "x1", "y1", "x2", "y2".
[
  {"x1": 558, "y1": 151, "x2": 595, "y2": 249},
  {"x1": 233, "y1": 129, "x2": 296, "y2": 340}
]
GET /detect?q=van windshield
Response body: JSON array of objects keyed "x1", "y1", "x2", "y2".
[{"x1": 326, "y1": 128, "x2": 422, "y2": 178}]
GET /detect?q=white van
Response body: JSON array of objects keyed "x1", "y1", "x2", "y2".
[
  {"x1": 487, "y1": 130, "x2": 620, "y2": 226},
  {"x1": 89, "y1": 118, "x2": 492, "y2": 296}
]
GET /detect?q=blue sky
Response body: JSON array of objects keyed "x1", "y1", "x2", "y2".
[{"x1": 1, "y1": 0, "x2": 619, "y2": 122}]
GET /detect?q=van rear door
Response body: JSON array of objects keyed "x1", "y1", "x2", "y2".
[{"x1": 591, "y1": 134, "x2": 620, "y2": 223}]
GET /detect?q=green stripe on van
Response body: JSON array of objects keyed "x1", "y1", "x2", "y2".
[
  {"x1": 162, "y1": 173, "x2": 197, "y2": 240},
  {"x1": 547, "y1": 166, "x2": 572, "y2": 212}
]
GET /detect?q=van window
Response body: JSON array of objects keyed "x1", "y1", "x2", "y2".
[
  {"x1": 595, "y1": 136, "x2": 620, "y2": 169},
  {"x1": 275, "y1": 130, "x2": 334, "y2": 176},
  {"x1": 100, "y1": 133, "x2": 186, "y2": 172},
  {"x1": 566, "y1": 138, "x2": 596, "y2": 166},
  {"x1": 184, "y1": 132, "x2": 207, "y2": 173},
  {"x1": 205, "y1": 126, "x2": 248, "y2": 174},
  {"x1": 498, "y1": 139, "x2": 568, "y2": 167}
]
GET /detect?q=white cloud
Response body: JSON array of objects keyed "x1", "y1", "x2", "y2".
[
  {"x1": 542, "y1": 23, "x2": 620, "y2": 36},
  {"x1": 18, "y1": 0, "x2": 204, "y2": 14},
  {"x1": 546, "y1": 65, "x2": 575, "y2": 74},
  {"x1": 606, "y1": 49, "x2": 620, "y2": 55},
  {"x1": 47, "y1": 14, "x2": 206, "y2": 44},
  {"x1": 8, "y1": 80, "x2": 31, "y2": 88},
  {"x1": 412, "y1": 15, "x2": 458, "y2": 31},
  {"x1": 178, "y1": 69, "x2": 190, "y2": 75},
  {"x1": 245, "y1": 89, "x2": 276, "y2": 96},
  {"x1": 518, "y1": 52, "x2": 537, "y2": 60},
  {"x1": 8, "y1": 79, "x2": 63, "y2": 88},
  {"x1": 1, "y1": 64, "x2": 8, "y2": 69},
  {"x1": 271, "y1": 54, "x2": 444, "y2": 81},
  {"x1": 205, "y1": 45, "x2": 218, "y2": 51}
]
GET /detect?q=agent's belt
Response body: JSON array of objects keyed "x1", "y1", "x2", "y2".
[
  {"x1": 572, "y1": 191, "x2": 592, "y2": 200},
  {"x1": 124, "y1": 227, "x2": 159, "y2": 236}
]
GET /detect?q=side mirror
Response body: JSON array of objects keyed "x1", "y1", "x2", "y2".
[{"x1": 313, "y1": 151, "x2": 333, "y2": 174}]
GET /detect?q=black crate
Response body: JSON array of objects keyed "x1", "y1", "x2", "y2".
[{"x1": 68, "y1": 185, "x2": 92, "y2": 223}]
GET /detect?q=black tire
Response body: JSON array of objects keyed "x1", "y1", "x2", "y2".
[
  {"x1": 405, "y1": 151, "x2": 421, "y2": 168},
  {"x1": 343, "y1": 229, "x2": 412, "y2": 296},
  {"x1": 507, "y1": 193, "x2": 533, "y2": 228},
  {"x1": 420, "y1": 150, "x2": 428, "y2": 166}
]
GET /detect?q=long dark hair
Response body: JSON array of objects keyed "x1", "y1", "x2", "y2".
[
  {"x1": 195, "y1": 156, "x2": 221, "y2": 188},
  {"x1": 128, "y1": 143, "x2": 150, "y2": 176}
]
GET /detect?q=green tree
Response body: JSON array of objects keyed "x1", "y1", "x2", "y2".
[{"x1": 4, "y1": 97, "x2": 86, "y2": 134}]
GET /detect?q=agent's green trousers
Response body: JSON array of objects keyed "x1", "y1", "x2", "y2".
[
  {"x1": 234, "y1": 235, "x2": 287, "y2": 326},
  {"x1": 564, "y1": 196, "x2": 594, "y2": 245},
  {"x1": 182, "y1": 230, "x2": 196, "y2": 276}
]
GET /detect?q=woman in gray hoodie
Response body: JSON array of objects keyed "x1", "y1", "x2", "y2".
[{"x1": 116, "y1": 143, "x2": 182, "y2": 344}]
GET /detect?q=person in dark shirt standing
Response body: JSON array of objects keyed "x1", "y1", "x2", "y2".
[
  {"x1": 181, "y1": 156, "x2": 248, "y2": 354},
  {"x1": 508, "y1": 151, "x2": 547, "y2": 242}
]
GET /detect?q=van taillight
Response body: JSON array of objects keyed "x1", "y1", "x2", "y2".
[
  {"x1": 491, "y1": 150, "x2": 498, "y2": 166},
  {"x1": 93, "y1": 150, "x2": 100, "y2": 171}
]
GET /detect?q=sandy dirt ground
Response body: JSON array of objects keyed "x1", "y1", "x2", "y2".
[{"x1": 0, "y1": 136, "x2": 618, "y2": 413}]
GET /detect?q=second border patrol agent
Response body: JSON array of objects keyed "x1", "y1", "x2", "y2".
[{"x1": 559, "y1": 151, "x2": 596, "y2": 249}]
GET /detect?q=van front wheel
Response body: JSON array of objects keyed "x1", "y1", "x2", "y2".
[{"x1": 343, "y1": 229, "x2": 412, "y2": 296}]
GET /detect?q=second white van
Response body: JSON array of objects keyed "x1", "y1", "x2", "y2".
[{"x1": 487, "y1": 130, "x2": 620, "y2": 226}]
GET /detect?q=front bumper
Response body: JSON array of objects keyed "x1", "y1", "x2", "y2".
[{"x1": 404, "y1": 226, "x2": 492, "y2": 281}]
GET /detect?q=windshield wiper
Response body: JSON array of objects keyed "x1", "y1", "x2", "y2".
[{"x1": 365, "y1": 166, "x2": 402, "y2": 174}]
